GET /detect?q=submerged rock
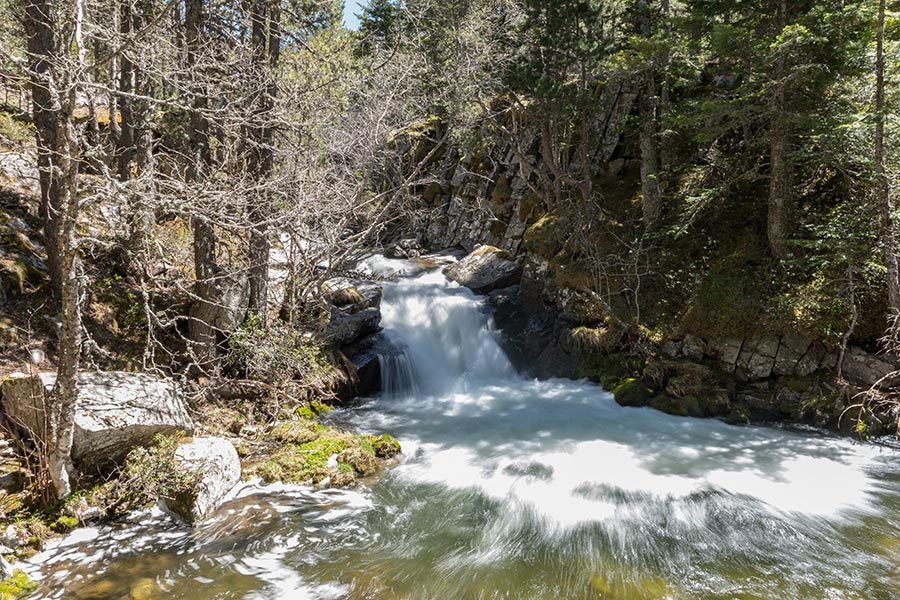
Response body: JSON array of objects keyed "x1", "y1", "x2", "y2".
[
  {"x1": 443, "y1": 245, "x2": 522, "y2": 295},
  {"x1": 162, "y1": 437, "x2": 241, "y2": 524},
  {"x1": 0, "y1": 371, "x2": 194, "y2": 472}
]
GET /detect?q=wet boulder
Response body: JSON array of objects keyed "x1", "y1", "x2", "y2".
[
  {"x1": 324, "y1": 280, "x2": 384, "y2": 348},
  {"x1": 443, "y1": 245, "x2": 522, "y2": 295},
  {"x1": 324, "y1": 279, "x2": 382, "y2": 313},
  {"x1": 342, "y1": 333, "x2": 405, "y2": 396},
  {"x1": 162, "y1": 437, "x2": 241, "y2": 524},
  {"x1": 325, "y1": 308, "x2": 382, "y2": 348},
  {"x1": 0, "y1": 371, "x2": 194, "y2": 471}
]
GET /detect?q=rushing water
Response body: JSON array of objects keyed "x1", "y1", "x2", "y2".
[{"x1": 26, "y1": 259, "x2": 900, "y2": 599}]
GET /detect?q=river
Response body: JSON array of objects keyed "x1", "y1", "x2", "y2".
[{"x1": 26, "y1": 258, "x2": 900, "y2": 599}]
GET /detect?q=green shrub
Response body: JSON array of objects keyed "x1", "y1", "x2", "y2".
[
  {"x1": 98, "y1": 434, "x2": 196, "y2": 517},
  {"x1": 226, "y1": 315, "x2": 330, "y2": 383}
]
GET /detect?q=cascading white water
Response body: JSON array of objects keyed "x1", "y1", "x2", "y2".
[
  {"x1": 374, "y1": 269, "x2": 515, "y2": 396},
  {"x1": 26, "y1": 256, "x2": 900, "y2": 600}
]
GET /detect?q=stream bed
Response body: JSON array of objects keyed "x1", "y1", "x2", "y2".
[{"x1": 26, "y1": 260, "x2": 900, "y2": 599}]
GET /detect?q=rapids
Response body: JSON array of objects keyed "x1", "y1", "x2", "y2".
[{"x1": 25, "y1": 258, "x2": 900, "y2": 599}]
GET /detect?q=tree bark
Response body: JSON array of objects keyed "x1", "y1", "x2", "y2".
[
  {"x1": 767, "y1": 0, "x2": 792, "y2": 259},
  {"x1": 39, "y1": 0, "x2": 85, "y2": 502},
  {"x1": 25, "y1": 0, "x2": 62, "y2": 296},
  {"x1": 118, "y1": 0, "x2": 156, "y2": 262},
  {"x1": 876, "y1": 0, "x2": 900, "y2": 319},
  {"x1": 246, "y1": 0, "x2": 280, "y2": 327},
  {"x1": 116, "y1": 0, "x2": 135, "y2": 181},
  {"x1": 637, "y1": 0, "x2": 661, "y2": 230},
  {"x1": 184, "y1": 0, "x2": 220, "y2": 365}
]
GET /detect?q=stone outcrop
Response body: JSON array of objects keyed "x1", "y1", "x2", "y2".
[
  {"x1": 842, "y1": 347, "x2": 898, "y2": 389},
  {"x1": 162, "y1": 437, "x2": 241, "y2": 524},
  {"x1": 0, "y1": 371, "x2": 194, "y2": 471},
  {"x1": 324, "y1": 279, "x2": 384, "y2": 349},
  {"x1": 656, "y1": 332, "x2": 896, "y2": 383},
  {"x1": 443, "y1": 245, "x2": 522, "y2": 295}
]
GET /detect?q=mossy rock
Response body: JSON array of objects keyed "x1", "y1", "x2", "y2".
[
  {"x1": 577, "y1": 353, "x2": 639, "y2": 390},
  {"x1": 366, "y1": 434, "x2": 401, "y2": 458},
  {"x1": 552, "y1": 261, "x2": 595, "y2": 292},
  {"x1": 665, "y1": 373, "x2": 704, "y2": 398},
  {"x1": 518, "y1": 192, "x2": 544, "y2": 225},
  {"x1": 296, "y1": 400, "x2": 332, "y2": 420},
  {"x1": 696, "y1": 390, "x2": 731, "y2": 417},
  {"x1": 52, "y1": 515, "x2": 78, "y2": 533},
  {"x1": 248, "y1": 428, "x2": 400, "y2": 487},
  {"x1": 269, "y1": 420, "x2": 320, "y2": 444},
  {"x1": 650, "y1": 394, "x2": 703, "y2": 418},
  {"x1": 613, "y1": 378, "x2": 651, "y2": 407},
  {"x1": 254, "y1": 435, "x2": 351, "y2": 485},
  {"x1": 522, "y1": 214, "x2": 565, "y2": 260},
  {"x1": 338, "y1": 447, "x2": 378, "y2": 476},
  {"x1": 721, "y1": 406, "x2": 751, "y2": 425},
  {"x1": 327, "y1": 286, "x2": 363, "y2": 307}
]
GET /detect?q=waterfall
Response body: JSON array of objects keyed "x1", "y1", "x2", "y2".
[{"x1": 375, "y1": 267, "x2": 515, "y2": 396}]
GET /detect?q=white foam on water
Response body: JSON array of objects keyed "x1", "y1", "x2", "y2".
[{"x1": 360, "y1": 265, "x2": 882, "y2": 529}]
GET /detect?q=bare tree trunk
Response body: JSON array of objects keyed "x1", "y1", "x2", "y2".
[
  {"x1": 637, "y1": 0, "x2": 661, "y2": 229},
  {"x1": 876, "y1": 0, "x2": 900, "y2": 320},
  {"x1": 767, "y1": 0, "x2": 791, "y2": 259},
  {"x1": 25, "y1": 0, "x2": 62, "y2": 296},
  {"x1": 116, "y1": 0, "x2": 135, "y2": 180},
  {"x1": 43, "y1": 0, "x2": 85, "y2": 502},
  {"x1": 658, "y1": 0, "x2": 672, "y2": 169},
  {"x1": 246, "y1": 0, "x2": 280, "y2": 327},
  {"x1": 119, "y1": 0, "x2": 156, "y2": 262},
  {"x1": 184, "y1": 0, "x2": 220, "y2": 365}
]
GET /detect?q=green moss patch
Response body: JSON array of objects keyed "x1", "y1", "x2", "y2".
[
  {"x1": 247, "y1": 426, "x2": 401, "y2": 487},
  {"x1": 0, "y1": 570, "x2": 37, "y2": 600},
  {"x1": 296, "y1": 399, "x2": 332, "y2": 419}
]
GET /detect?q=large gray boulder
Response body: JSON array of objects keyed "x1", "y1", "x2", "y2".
[
  {"x1": 735, "y1": 335, "x2": 780, "y2": 380},
  {"x1": 843, "y1": 347, "x2": 898, "y2": 389},
  {"x1": 443, "y1": 245, "x2": 522, "y2": 295},
  {"x1": 325, "y1": 308, "x2": 382, "y2": 348},
  {"x1": 0, "y1": 371, "x2": 194, "y2": 471},
  {"x1": 324, "y1": 279, "x2": 384, "y2": 348},
  {"x1": 162, "y1": 437, "x2": 241, "y2": 524},
  {"x1": 773, "y1": 334, "x2": 812, "y2": 375}
]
